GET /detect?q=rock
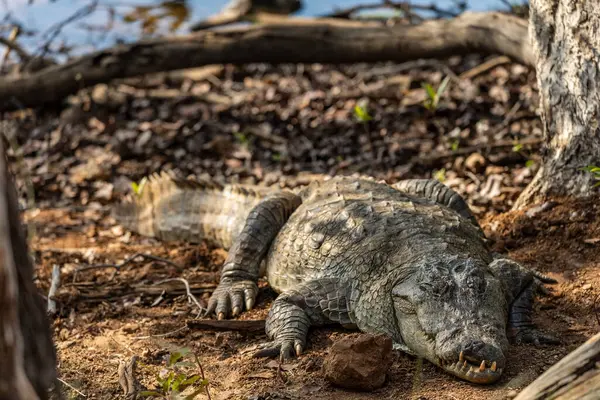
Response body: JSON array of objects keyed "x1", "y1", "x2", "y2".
[{"x1": 322, "y1": 334, "x2": 393, "y2": 391}]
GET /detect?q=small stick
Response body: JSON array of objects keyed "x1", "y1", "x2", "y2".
[
  {"x1": 459, "y1": 55, "x2": 512, "y2": 80},
  {"x1": 154, "y1": 278, "x2": 205, "y2": 317},
  {"x1": 56, "y1": 377, "x2": 87, "y2": 398},
  {"x1": 47, "y1": 264, "x2": 61, "y2": 315},
  {"x1": 74, "y1": 252, "x2": 182, "y2": 282},
  {"x1": 194, "y1": 353, "x2": 212, "y2": 400}
]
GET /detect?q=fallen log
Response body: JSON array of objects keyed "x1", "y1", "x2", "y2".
[
  {"x1": 516, "y1": 332, "x2": 600, "y2": 400},
  {"x1": 0, "y1": 11, "x2": 531, "y2": 111}
]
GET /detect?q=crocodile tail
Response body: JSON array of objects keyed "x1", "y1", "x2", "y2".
[{"x1": 112, "y1": 171, "x2": 276, "y2": 249}]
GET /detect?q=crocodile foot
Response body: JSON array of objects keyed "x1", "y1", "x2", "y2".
[
  {"x1": 204, "y1": 278, "x2": 258, "y2": 319},
  {"x1": 510, "y1": 327, "x2": 560, "y2": 346},
  {"x1": 252, "y1": 338, "x2": 305, "y2": 361}
]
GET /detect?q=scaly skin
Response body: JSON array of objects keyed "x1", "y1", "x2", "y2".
[{"x1": 114, "y1": 174, "x2": 558, "y2": 384}]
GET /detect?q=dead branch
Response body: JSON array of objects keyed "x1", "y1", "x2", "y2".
[
  {"x1": 73, "y1": 252, "x2": 182, "y2": 282},
  {"x1": 515, "y1": 332, "x2": 600, "y2": 400},
  {"x1": 47, "y1": 264, "x2": 60, "y2": 315},
  {"x1": 153, "y1": 278, "x2": 205, "y2": 316},
  {"x1": 186, "y1": 319, "x2": 266, "y2": 332},
  {"x1": 57, "y1": 281, "x2": 216, "y2": 304},
  {"x1": 0, "y1": 11, "x2": 532, "y2": 111}
]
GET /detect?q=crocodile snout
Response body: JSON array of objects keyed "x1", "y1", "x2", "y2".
[{"x1": 438, "y1": 338, "x2": 506, "y2": 384}]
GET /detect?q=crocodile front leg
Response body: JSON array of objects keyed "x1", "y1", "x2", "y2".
[
  {"x1": 254, "y1": 278, "x2": 356, "y2": 360},
  {"x1": 489, "y1": 258, "x2": 559, "y2": 345},
  {"x1": 206, "y1": 191, "x2": 301, "y2": 320}
]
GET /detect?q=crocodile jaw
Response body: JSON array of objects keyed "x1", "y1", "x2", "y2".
[{"x1": 440, "y1": 356, "x2": 503, "y2": 384}]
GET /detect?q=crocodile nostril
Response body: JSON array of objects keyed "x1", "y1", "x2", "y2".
[{"x1": 462, "y1": 340, "x2": 486, "y2": 361}]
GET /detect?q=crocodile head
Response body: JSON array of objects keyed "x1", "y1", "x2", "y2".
[{"x1": 392, "y1": 258, "x2": 508, "y2": 384}]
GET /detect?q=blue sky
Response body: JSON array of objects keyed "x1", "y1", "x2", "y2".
[{"x1": 3, "y1": 0, "x2": 521, "y2": 54}]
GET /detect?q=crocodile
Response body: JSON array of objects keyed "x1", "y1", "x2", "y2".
[{"x1": 113, "y1": 171, "x2": 558, "y2": 384}]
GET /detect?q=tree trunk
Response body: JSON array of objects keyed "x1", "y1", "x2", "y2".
[
  {"x1": 516, "y1": 332, "x2": 600, "y2": 400},
  {"x1": 0, "y1": 12, "x2": 532, "y2": 111},
  {"x1": 0, "y1": 140, "x2": 57, "y2": 400},
  {"x1": 513, "y1": 0, "x2": 600, "y2": 209}
]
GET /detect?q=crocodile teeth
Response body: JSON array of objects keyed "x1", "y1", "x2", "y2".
[
  {"x1": 479, "y1": 360, "x2": 486, "y2": 372},
  {"x1": 491, "y1": 361, "x2": 497, "y2": 372},
  {"x1": 463, "y1": 360, "x2": 467, "y2": 368},
  {"x1": 459, "y1": 351, "x2": 464, "y2": 362}
]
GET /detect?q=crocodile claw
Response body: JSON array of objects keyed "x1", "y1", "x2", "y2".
[
  {"x1": 205, "y1": 278, "x2": 258, "y2": 319},
  {"x1": 252, "y1": 339, "x2": 305, "y2": 361},
  {"x1": 511, "y1": 327, "x2": 560, "y2": 346}
]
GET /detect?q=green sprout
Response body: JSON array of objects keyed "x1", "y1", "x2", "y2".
[
  {"x1": 525, "y1": 160, "x2": 535, "y2": 169},
  {"x1": 450, "y1": 139, "x2": 460, "y2": 152},
  {"x1": 433, "y1": 168, "x2": 446, "y2": 183},
  {"x1": 512, "y1": 142, "x2": 523, "y2": 152},
  {"x1": 233, "y1": 132, "x2": 249, "y2": 145},
  {"x1": 582, "y1": 165, "x2": 600, "y2": 186},
  {"x1": 353, "y1": 104, "x2": 373, "y2": 123},
  {"x1": 131, "y1": 177, "x2": 148, "y2": 196},
  {"x1": 139, "y1": 348, "x2": 209, "y2": 399},
  {"x1": 422, "y1": 76, "x2": 450, "y2": 111}
]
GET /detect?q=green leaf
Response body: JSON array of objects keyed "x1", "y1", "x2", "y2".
[
  {"x1": 131, "y1": 177, "x2": 148, "y2": 195},
  {"x1": 178, "y1": 375, "x2": 201, "y2": 391},
  {"x1": 421, "y1": 82, "x2": 436, "y2": 101},
  {"x1": 233, "y1": 132, "x2": 249, "y2": 145},
  {"x1": 162, "y1": 371, "x2": 175, "y2": 392},
  {"x1": 183, "y1": 387, "x2": 208, "y2": 400},
  {"x1": 525, "y1": 160, "x2": 535, "y2": 169},
  {"x1": 171, "y1": 373, "x2": 188, "y2": 393},
  {"x1": 436, "y1": 76, "x2": 451, "y2": 98},
  {"x1": 353, "y1": 104, "x2": 372, "y2": 122},
  {"x1": 139, "y1": 390, "x2": 164, "y2": 397},
  {"x1": 433, "y1": 168, "x2": 446, "y2": 182},
  {"x1": 450, "y1": 140, "x2": 459, "y2": 152},
  {"x1": 169, "y1": 352, "x2": 184, "y2": 367},
  {"x1": 512, "y1": 143, "x2": 523, "y2": 152}
]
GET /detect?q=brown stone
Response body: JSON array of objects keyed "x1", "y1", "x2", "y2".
[{"x1": 322, "y1": 334, "x2": 393, "y2": 391}]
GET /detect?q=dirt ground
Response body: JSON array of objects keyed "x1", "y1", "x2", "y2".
[{"x1": 7, "y1": 56, "x2": 600, "y2": 399}]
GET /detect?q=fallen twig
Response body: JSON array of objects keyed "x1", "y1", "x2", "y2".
[
  {"x1": 186, "y1": 319, "x2": 266, "y2": 332},
  {"x1": 57, "y1": 377, "x2": 87, "y2": 398},
  {"x1": 47, "y1": 264, "x2": 61, "y2": 315},
  {"x1": 74, "y1": 252, "x2": 182, "y2": 282},
  {"x1": 458, "y1": 55, "x2": 512, "y2": 80},
  {"x1": 154, "y1": 278, "x2": 205, "y2": 317}
]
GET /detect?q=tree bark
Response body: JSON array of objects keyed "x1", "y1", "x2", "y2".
[
  {"x1": 0, "y1": 140, "x2": 57, "y2": 400},
  {"x1": 0, "y1": 12, "x2": 532, "y2": 111},
  {"x1": 513, "y1": 0, "x2": 600, "y2": 209},
  {"x1": 516, "y1": 332, "x2": 600, "y2": 400}
]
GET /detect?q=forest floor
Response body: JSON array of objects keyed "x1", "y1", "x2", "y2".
[{"x1": 6, "y1": 55, "x2": 600, "y2": 399}]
